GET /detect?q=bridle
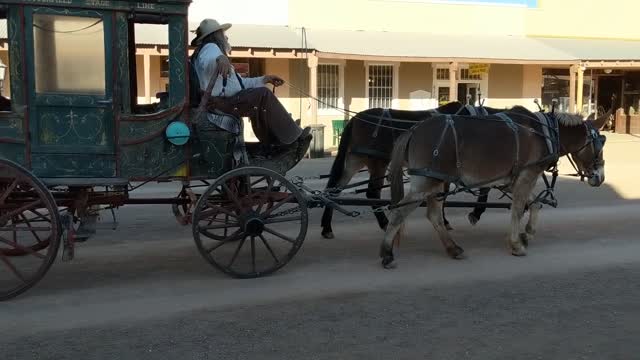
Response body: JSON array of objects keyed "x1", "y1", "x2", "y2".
[{"x1": 565, "y1": 119, "x2": 606, "y2": 182}]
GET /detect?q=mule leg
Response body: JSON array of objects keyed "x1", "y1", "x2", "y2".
[
  {"x1": 380, "y1": 177, "x2": 427, "y2": 269},
  {"x1": 467, "y1": 187, "x2": 490, "y2": 226},
  {"x1": 367, "y1": 158, "x2": 390, "y2": 231},
  {"x1": 441, "y1": 182, "x2": 453, "y2": 231},
  {"x1": 321, "y1": 154, "x2": 365, "y2": 239},
  {"x1": 520, "y1": 195, "x2": 543, "y2": 247},
  {"x1": 508, "y1": 171, "x2": 539, "y2": 256},
  {"x1": 426, "y1": 188, "x2": 465, "y2": 259}
]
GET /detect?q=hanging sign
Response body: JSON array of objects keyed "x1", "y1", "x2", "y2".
[{"x1": 469, "y1": 63, "x2": 490, "y2": 76}]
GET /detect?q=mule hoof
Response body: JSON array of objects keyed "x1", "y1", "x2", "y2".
[
  {"x1": 447, "y1": 245, "x2": 465, "y2": 260},
  {"x1": 519, "y1": 232, "x2": 532, "y2": 247},
  {"x1": 468, "y1": 213, "x2": 480, "y2": 226},
  {"x1": 511, "y1": 245, "x2": 527, "y2": 257},
  {"x1": 322, "y1": 231, "x2": 335, "y2": 239},
  {"x1": 382, "y1": 256, "x2": 397, "y2": 269}
]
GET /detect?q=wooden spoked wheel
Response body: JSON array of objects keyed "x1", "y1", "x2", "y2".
[
  {"x1": 0, "y1": 159, "x2": 61, "y2": 301},
  {"x1": 192, "y1": 167, "x2": 308, "y2": 278}
]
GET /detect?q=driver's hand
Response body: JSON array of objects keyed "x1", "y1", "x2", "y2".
[{"x1": 264, "y1": 75, "x2": 285, "y2": 87}]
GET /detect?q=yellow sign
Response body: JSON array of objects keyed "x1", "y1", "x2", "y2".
[{"x1": 469, "y1": 63, "x2": 490, "y2": 76}]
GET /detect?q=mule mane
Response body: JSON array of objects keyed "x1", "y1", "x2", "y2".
[
  {"x1": 555, "y1": 113, "x2": 585, "y2": 127},
  {"x1": 437, "y1": 101, "x2": 463, "y2": 113},
  {"x1": 508, "y1": 105, "x2": 534, "y2": 116}
]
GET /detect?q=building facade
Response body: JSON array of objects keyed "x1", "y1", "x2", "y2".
[{"x1": 2, "y1": 0, "x2": 640, "y2": 148}]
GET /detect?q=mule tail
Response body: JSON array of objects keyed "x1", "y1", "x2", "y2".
[
  {"x1": 388, "y1": 130, "x2": 412, "y2": 205},
  {"x1": 324, "y1": 119, "x2": 354, "y2": 191}
]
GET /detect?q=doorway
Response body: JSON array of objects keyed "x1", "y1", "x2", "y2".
[
  {"x1": 597, "y1": 76, "x2": 622, "y2": 113},
  {"x1": 457, "y1": 83, "x2": 480, "y2": 105}
]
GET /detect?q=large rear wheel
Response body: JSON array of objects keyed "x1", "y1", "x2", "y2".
[
  {"x1": 192, "y1": 167, "x2": 308, "y2": 278},
  {"x1": 0, "y1": 159, "x2": 61, "y2": 301}
]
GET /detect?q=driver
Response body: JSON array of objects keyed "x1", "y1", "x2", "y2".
[{"x1": 190, "y1": 18, "x2": 311, "y2": 146}]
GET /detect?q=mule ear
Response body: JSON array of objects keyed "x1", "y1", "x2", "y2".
[{"x1": 592, "y1": 108, "x2": 612, "y2": 130}]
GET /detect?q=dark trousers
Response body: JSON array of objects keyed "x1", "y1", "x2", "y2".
[{"x1": 208, "y1": 87, "x2": 302, "y2": 145}]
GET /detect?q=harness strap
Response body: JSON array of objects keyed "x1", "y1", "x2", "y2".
[
  {"x1": 350, "y1": 146, "x2": 391, "y2": 160},
  {"x1": 372, "y1": 108, "x2": 391, "y2": 138},
  {"x1": 427, "y1": 115, "x2": 462, "y2": 182},
  {"x1": 534, "y1": 112, "x2": 556, "y2": 157},
  {"x1": 478, "y1": 106, "x2": 489, "y2": 116},
  {"x1": 432, "y1": 115, "x2": 451, "y2": 158},
  {"x1": 465, "y1": 105, "x2": 478, "y2": 116},
  {"x1": 447, "y1": 115, "x2": 462, "y2": 170},
  {"x1": 496, "y1": 113, "x2": 520, "y2": 174},
  {"x1": 408, "y1": 168, "x2": 460, "y2": 183}
]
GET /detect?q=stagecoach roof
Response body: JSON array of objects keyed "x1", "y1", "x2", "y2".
[{"x1": 2, "y1": 20, "x2": 640, "y2": 63}]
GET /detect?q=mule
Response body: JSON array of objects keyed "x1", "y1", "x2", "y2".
[
  {"x1": 380, "y1": 106, "x2": 610, "y2": 268},
  {"x1": 321, "y1": 101, "x2": 502, "y2": 239}
]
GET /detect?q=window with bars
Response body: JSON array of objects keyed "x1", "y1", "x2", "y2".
[
  {"x1": 318, "y1": 64, "x2": 339, "y2": 110},
  {"x1": 368, "y1": 65, "x2": 394, "y2": 108}
]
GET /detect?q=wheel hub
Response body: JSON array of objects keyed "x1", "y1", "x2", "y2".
[{"x1": 243, "y1": 213, "x2": 265, "y2": 236}]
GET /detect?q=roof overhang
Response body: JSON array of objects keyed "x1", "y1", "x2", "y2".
[{"x1": 315, "y1": 51, "x2": 576, "y2": 65}]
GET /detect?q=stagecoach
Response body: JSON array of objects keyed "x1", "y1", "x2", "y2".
[
  {"x1": 1, "y1": 0, "x2": 604, "y2": 301},
  {"x1": 0, "y1": 0, "x2": 312, "y2": 300}
]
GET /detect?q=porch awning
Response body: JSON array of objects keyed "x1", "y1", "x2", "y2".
[
  {"x1": 302, "y1": 28, "x2": 640, "y2": 63},
  {"x1": 2, "y1": 20, "x2": 640, "y2": 63}
]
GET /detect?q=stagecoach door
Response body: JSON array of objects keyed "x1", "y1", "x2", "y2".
[{"x1": 26, "y1": 8, "x2": 115, "y2": 178}]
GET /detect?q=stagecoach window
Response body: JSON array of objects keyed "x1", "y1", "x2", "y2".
[
  {"x1": 368, "y1": 65, "x2": 394, "y2": 108},
  {"x1": 129, "y1": 22, "x2": 171, "y2": 114},
  {"x1": 33, "y1": 14, "x2": 106, "y2": 95},
  {"x1": 0, "y1": 12, "x2": 11, "y2": 111},
  {"x1": 317, "y1": 64, "x2": 339, "y2": 110}
]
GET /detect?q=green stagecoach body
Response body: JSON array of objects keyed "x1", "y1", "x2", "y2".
[{"x1": 0, "y1": 0, "x2": 300, "y2": 183}]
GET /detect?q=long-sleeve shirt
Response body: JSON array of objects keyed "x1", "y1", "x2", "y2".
[{"x1": 193, "y1": 43, "x2": 265, "y2": 97}]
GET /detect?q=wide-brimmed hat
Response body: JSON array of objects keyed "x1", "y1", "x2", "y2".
[{"x1": 190, "y1": 18, "x2": 231, "y2": 46}]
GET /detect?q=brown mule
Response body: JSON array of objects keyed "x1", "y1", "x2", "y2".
[{"x1": 381, "y1": 106, "x2": 610, "y2": 268}]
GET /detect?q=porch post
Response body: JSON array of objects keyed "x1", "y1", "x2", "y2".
[
  {"x1": 449, "y1": 62, "x2": 458, "y2": 103},
  {"x1": 576, "y1": 65, "x2": 585, "y2": 114},
  {"x1": 308, "y1": 55, "x2": 319, "y2": 125},
  {"x1": 144, "y1": 54, "x2": 152, "y2": 104},
  {"x1": 569, "y1": 65, "x2": 577, "y2": 113}
]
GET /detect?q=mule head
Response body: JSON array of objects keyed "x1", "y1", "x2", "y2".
[{"x1": 557, "y1": 112, "x2": 609, "y2": 187}]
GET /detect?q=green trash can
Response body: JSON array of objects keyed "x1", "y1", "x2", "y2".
[
  {"x1": 309, "y1": 124, "x2": 326, "y2": 159},
  {"x1": 332, "y1": 119, "x2": 347, "y2": 146}
]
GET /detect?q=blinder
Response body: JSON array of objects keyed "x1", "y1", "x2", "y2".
[
  {"x1": 569, "y1": 120, "x2": 606, "y2": 182},
  {"x1": 590, "y1": 128, "x2": 606, "y2": 155}
]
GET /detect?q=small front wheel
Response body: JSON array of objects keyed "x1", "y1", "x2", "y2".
[{"x1": 192, "y1": 167, "x2": 308, "y2": 278}]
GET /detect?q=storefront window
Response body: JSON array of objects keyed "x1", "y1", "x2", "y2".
[
  {"x1": 623, "y1": 72, "x2": 640, "y2": 115},
  {"x1": 542, "y1": 68, "x2": 593, "y2": 114}
]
